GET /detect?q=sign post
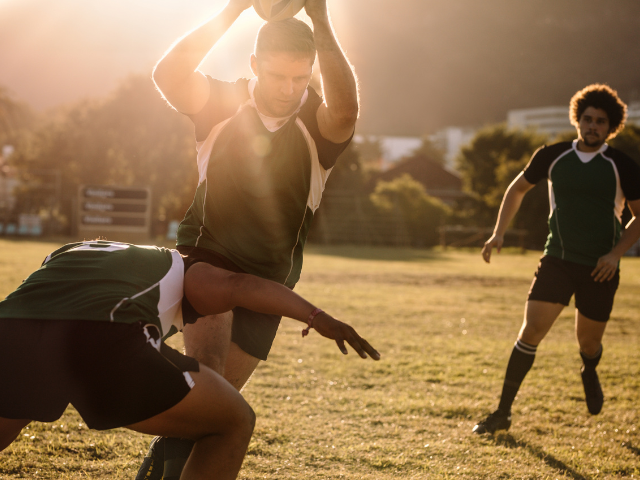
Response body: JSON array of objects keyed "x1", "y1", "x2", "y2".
[{"x1": 78, "y1": 185, "x2": 151, "y2": 244}]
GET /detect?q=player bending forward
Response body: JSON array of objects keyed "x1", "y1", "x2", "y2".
[
  {"x1": 0, "y1": 241, "x2": 379, "y2": 479},
  {"x1": 473, "y1": 84, "x2": 640, "y2": 434}
]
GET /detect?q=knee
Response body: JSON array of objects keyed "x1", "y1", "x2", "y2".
[{"x1": 578, "y1": 337, "x2": 601, "y2": 356}]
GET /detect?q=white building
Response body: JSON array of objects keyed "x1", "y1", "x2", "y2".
[
  {"x1": 429, "y1": 126, "x2": 477, "y2": 168},
  {"x1": 507, "y1": 106, "x2": 572, "y2": 138}
]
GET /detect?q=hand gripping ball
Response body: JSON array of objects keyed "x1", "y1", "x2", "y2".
[{"x1": 252, "y1": 0, "x2": 307, "y2": 21}]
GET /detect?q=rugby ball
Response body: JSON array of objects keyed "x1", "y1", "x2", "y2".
[{"x1": 252, "y1": 0, "x2": 307, "y2": 21}]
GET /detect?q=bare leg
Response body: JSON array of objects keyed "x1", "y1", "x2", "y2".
[
  {"x1": 518, "y1": 300, "x2": 565, "y2": 345},
  {"x1": 575, "y1": 310, "x2": 607, "y2": 356},
  {"x1": 127, "y1": 365, "x2": 255, "y2": 480},
  {"x1": 183, "y1": 312, "x2": 260, "y2": 392},
  {"x1": 183, "y1": 312, "x2": 233, "y2": 376},
  {"x1": 225, "y1": 341, "x2": 261, "y2": 392},
  {"x1": 0, "y1": 418, "x2": 30, "y2": 451}
]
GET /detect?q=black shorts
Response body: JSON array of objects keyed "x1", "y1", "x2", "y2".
[
  {"x1": 528, "y1": 255, "x2": 620, "y2": 322},
  {"x1": 0, "y1": 318, "x2": 199, "y2": 430},
  {"x1": 178, "y1": 245, "x2": 282, "y2": 361}
]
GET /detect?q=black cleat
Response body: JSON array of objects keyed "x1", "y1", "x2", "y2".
[
  {"x1": 472, "y1": 409, "x2": 512, "y2": 434},
  {"x1": 135, "y1": 436, "x2": 165, "y2": 480},
  {"x1": 581, "y1": 366, "x2": 604, "y2": 415}
]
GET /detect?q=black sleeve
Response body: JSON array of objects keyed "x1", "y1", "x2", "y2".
[
  {"x1": 604, "y1": 146, "x2": 640, "y2": 201},
  {"x1": 188, "y1": 77, "x2": 250, "y2": 142},
  {"x1": 296, "y1": 87, "x2": 354, "y2": 170},
  {"x1": 522, "y1": 142, "x2": 573, "y2": 185}
]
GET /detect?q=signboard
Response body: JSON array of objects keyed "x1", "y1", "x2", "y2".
[{"x1": 77, "y1": 185, "x2": 151, "y2": 243}]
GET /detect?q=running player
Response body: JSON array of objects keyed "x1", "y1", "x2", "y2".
[
  {"x1": 139, "y1": 0, "x2": 359, "y2": 476},
  {"x1": 0, "y1": 240, "x2": 379, "y2": 479},
  {"x1": 473, "y1": 84, "x2": 640, "y2": 434}
]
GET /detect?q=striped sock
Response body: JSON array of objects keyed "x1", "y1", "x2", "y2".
[{"x1": 497, "y1": 339, "x2": 537, "y2": 413}]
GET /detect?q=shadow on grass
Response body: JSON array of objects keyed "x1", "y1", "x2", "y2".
[
  {"x1": 492, "y1": 434, "x2": 590, "y2": 480},
  {"x1": 305, "y1": 244, "x2": 449, "y2": 263},
  {"x1": 624, "y1": 442, "x2": 640, "y2": 457}
]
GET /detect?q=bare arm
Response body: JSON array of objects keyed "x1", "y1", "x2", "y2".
[
  {"x1": 305, "y1": 0, "x2": 359, "y2": 143},
  {"x1": 591, "y1": 198, "x2": 640, "y2": 282},
  {"x1": 481, "y1": 172, "x2": 535, "y2": 263},
  {"x1": 184, "y1": 263, "x2": 380, "y2": 360},
  {"x1": 153, "y1": 0, "x2": 252, "y2": 115}
]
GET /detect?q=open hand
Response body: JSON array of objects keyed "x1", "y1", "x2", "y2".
[
  {"x1": 591, "y1": 252, "x2": 620, "y2": 282},
  {"x1": 304, "y1": 0, "x2": 328, "y2": 21},
  {"x1": 312, "y1": 313, "x2": 381, "y2": 360}
]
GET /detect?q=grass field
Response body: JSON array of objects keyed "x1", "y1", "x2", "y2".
[{"x1": 0, "y1": 239, "x2": 638, "y2": 479}]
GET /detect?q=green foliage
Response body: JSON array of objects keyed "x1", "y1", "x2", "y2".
[
  {"x1": 456, "y1": 125, "x2": 547, "y2": 218},
  {"x1": 0, "y1": 86, "x2": 34, "y2": 145},
  {"x1": 370, "y1": 174, "x2": 449, "y2": 246},
  {"x1": 8, "y1": 75, "x2": 196, "y2": 232},
  {"x1": 410, "y1": 136, "x2": 446, "y2": 165},
  {"x1": 610, "y1": 123, "x2": 640, "y2": 166},
  {"x1": 353, "y1": 135, "x2": 383, "y2": 173},
  {"x1": 455, "y1": 125, "x2": 550, "y2": 247}
]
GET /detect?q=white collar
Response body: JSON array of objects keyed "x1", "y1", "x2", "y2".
[
  {"x1": 247, "y1": 77, "x2": 308, "y2": 132},
  {"x1": 572, "y1": 139, "x2": 608, "y2": 163}
]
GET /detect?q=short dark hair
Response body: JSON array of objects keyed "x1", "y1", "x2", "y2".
[
  {"x1": 569, "y1": 84, "x2": 627, "y2": 138},
  {"x1": 255, "y1": 18, "x2": 316, "y2": 63}
]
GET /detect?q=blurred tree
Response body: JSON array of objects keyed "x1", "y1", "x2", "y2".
[
  {"x1": 353, "y1": 135, "x2": 383, "y2": 173},
  {"x1": 370, "y1": 173, "x2": 449, "y2": 246},
  {"x1": 456, "y1": 124, "x2": 547, "y2": 227},
  {"x1": 9, "y1": 75, "x2": 197, "y2": 233},
  {"x1": 0, "y1": 86, "x2": 34, "y2": 145},
  {"x1": 410, "y1": 136, "x2": 446, "y2": 165},
  {"x1": 609, "y1": 124, "x2": 640, "y2": 166}
]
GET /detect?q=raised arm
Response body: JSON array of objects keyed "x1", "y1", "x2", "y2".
[
  {"x1": 305, "y1": 0, "x2": 359, "y2": 143},
  {"x1": 184, "y1": 262, "x2": 380, "y2": 360},
  {"x1": 481, "y1": 172, "x2": 535, "y2": 263},
  {"x1": 153, "y1": 0, "x2": 253, "y2": 115}
]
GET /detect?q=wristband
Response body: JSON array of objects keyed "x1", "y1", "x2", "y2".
[{"x1": 302, "y1": 308, "x2": 323, "y2": 337}]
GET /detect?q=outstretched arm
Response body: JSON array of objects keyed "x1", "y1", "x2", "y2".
[
  {"x1": 481, "y1": 172, "x2": 535, "y2": 263},
  {"x1": 591, "y1": 198, "x2": 640, "y2": 282},
  {"x1": 305, "y1": 0, "x2": 359, "y2": 143},
  {"x1": 184, "y1": 263, "x2": 380, "y2": 360},
  {"x1": 153, "y1": 0, "x2": 253, "y2": 115}
]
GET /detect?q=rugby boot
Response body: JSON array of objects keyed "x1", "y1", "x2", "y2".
[
  {"x1": 135, "y1": 436, "x2": 164, "y2": 480},
  {"x1": 472, "y1": 409, "x2": 512, "y2": 434},
  {"x1": 581, "y1": 366, "x2": 604, "y2": 415}
]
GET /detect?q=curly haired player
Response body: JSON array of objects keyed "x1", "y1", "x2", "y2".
[{"x1": 474, "y1": 84, "x2": 640, "y2": 434}]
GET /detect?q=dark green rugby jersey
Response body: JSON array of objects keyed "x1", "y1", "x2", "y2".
[
  {"x1": 0, "y1": 241, "x2": 184, "y2": 336},
  {"x1": 523, "y1": 140, "x2": 640, "y2": 266},
  {"x1": 178, "y1": 77, "x2": 351, "y2": 288}
]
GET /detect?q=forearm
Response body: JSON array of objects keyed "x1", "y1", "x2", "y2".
[
  {"x1": 312, "y1": 15, "x2": 359, "y2": 123},
  {"x1": 227, "y1": 274, "x2": 317, "y2": 324},
  {"x1": 153, "y1": 3, "x2": 245, "y2": 94},
  {"x1": 493, "y1": 183, "x2": 527, "y2": 236},
  {"x1": 610, "y1": 215, "x2": 640, "y2": 259}
]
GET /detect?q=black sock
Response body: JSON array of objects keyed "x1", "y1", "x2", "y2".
[
  {"x1": 497, "y1": 339, "x2": 537, "y2": 413},
  {"x1": 580, "y1": 345, "x2": 602, "y2": 371},
  {"x1": 163, "y1": 438, "x2": 196, "y2": 480}
]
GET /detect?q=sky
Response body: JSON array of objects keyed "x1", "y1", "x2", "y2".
[{"x1": 2, "y1": 0, "x2": 640, "y2": 135}]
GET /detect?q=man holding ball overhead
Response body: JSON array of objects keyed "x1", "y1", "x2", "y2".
[{"x1": 137, "y1": 0, "x2": 359, "y2": 477}]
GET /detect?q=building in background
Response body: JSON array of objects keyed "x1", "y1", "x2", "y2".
[
  {"x1": 368, "y1": 154, "x2": 464, "y2": 206},
  {"x1": 429, "y1": 127, "x2": 477, "y2": 168},
  {"x1": 507, "y1": 106, "x2": 572, "y2": 138}
]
